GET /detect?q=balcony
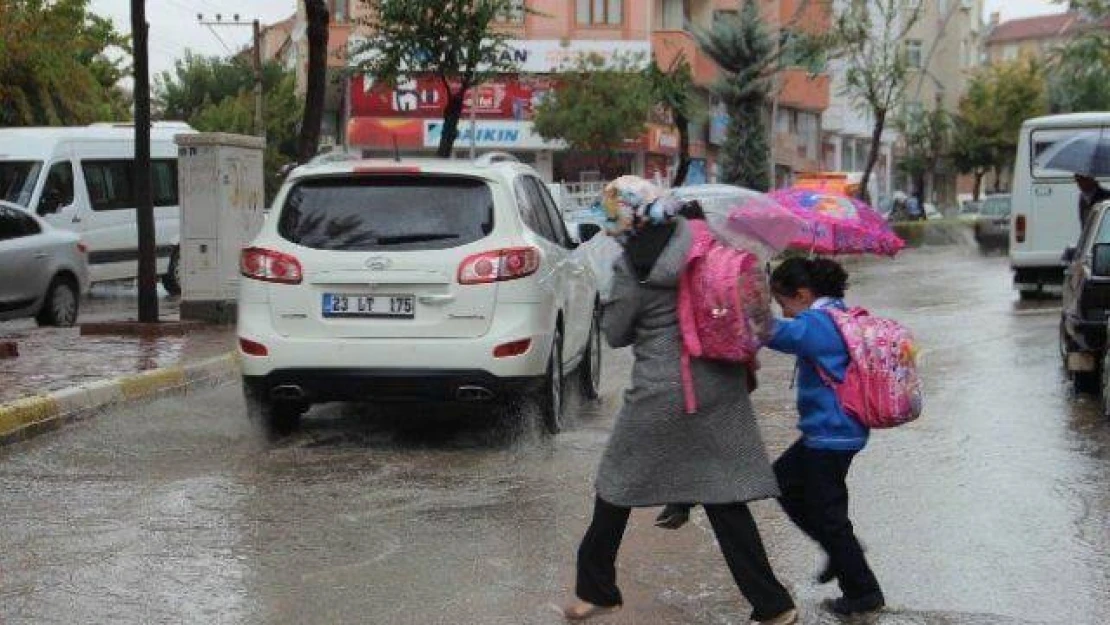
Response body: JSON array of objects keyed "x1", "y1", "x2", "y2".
[
  {"x1": 651, "y1": 30, "x2": 719, "y2": 87},
  {"x1": 776, "y1": 69, "x2": 830, "y2": 112}
]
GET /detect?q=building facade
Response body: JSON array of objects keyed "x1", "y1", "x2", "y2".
[
  {"x1": 984, "y1": 11, "x2": 1087, "y2": 65},
  {"x1": 270, "y1": 0, "x2": 829, "y2": 186}
]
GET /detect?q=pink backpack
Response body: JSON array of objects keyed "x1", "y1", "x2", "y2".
[
  {"x1": 677, "y1": 220, "x2": 772, "y2": 414},
  {"x1": 819, "y1": 308, "x2": 923, "y2": 429}
]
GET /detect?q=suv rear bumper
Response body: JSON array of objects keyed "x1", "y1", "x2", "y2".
[{"x1": 244, "y1": 369, "x2": 541, "y2": 403}]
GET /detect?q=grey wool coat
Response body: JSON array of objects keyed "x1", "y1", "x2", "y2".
[{"x1": 594, "y1": 218, "x2": 781, "y2": 508}]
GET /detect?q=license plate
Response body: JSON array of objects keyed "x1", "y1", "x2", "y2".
[{"x1": 322, "y1": 293, "x2": 415, "y2": 319}]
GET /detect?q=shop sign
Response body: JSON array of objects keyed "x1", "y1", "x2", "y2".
[
  {"x1": 423, "y1": 120, "x2": 563, "y2": 150},
  {"x1": 350, "y1": 74, "x2": 555, "y2": 120}
]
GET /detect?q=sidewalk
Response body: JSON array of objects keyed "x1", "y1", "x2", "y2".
[{"x1": 0, "y1": 288, "x2": 239, "y2": 444}]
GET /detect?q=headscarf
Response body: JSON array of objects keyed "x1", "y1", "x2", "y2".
[{"x1": 586, "y1": 175, "x2": 682, "y2": 243}]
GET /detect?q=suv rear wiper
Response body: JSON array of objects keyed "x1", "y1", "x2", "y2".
[{"x1": 376, "y1": 233, "x2": 460, "y2": 245}]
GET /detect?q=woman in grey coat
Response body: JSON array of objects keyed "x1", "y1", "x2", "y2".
[{"x1": 561, "y1": 195, "x2": 796, "y2": 624}]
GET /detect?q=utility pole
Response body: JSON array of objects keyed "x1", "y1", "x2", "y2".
[
  {"x1": 198, "y1": 13, "x2": 266, "y2": 138},
  {"x1": 132, "y1": 0, "x2": 157, "y2": 323}
]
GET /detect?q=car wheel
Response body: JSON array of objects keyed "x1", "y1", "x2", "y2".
[
  {"x1": 244, "y1": 381, "x2": 305, "y2": 438},
  {"x1": 162, "y1": 247, "x2": 181, "y2": 297},
  {"x1": 579, "y1": 305, "x2": 602, "y2": 400},
  {"x1": 1019, "y1": 288, "x2": 1041, "y2": 301},
  {"x1": 1075, "y1": 365, "x2": 1102, "y2": 395},
  {"x1": 35, "y1": 276, "x2": 79, "y2": 327},
  {"x1": 540, "y1": 327, "x2": 565, "y2": 435},
  {"x1": 1101, "y1": 354, "x2": 1110, "y2": 417}
]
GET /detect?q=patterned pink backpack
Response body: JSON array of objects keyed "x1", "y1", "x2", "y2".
[
  {"x1": 820, "y1": 308, "x2": 923, "y2": 428},
  {"x1": 677, "y1": 220, "x2": 773, "y2": 414}
]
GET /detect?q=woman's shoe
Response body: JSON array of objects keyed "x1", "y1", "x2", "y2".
[
  {"x1": 751, "y1": 608, "x2": 798, "y2": 625},
  {"x1": 654, "y1": 504, "x2": 692, "y2": 529},
  {"x1": 559, "y1": 599, "x2": 622, "y2": 621},
  {"x1": 821, "y1": 592, "x2": 885, "y2": 617}
]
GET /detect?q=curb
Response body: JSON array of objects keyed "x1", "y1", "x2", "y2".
[{"x1": 0, "y1": 352, "x2": 240, "y2": 447}]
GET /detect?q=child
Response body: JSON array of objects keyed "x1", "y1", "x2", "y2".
[{"x1": 765, "y1": 257, "x2": 884, "y2": 617}]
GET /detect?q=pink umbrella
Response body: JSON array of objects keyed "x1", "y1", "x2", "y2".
[{"x1": 726, "y1": 188, "x2": 904, "y2": 256}]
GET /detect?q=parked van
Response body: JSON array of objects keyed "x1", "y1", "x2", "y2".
[
  {"x1": 1010, "y1": 113, "x2": 1110, "y2": 299},
  {"x1": 0, "y1": 122, "x2": 195, "y2": 294}
]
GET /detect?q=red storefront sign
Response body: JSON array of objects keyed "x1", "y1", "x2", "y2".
[
  {"x1": 346, "y1": 118, "x2": 425, "y2": 149},
  {"x1": 349, "y1": 74, "x2": 556, "y2": 120}
]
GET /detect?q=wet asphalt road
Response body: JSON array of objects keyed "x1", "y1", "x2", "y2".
[{"x1": 1, "y1": 245, "x2": 1109, "y2": 625}]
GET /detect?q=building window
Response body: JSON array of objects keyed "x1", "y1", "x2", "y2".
[
  {"x1": 331, "y1": 0, "x2": 347, "y2": 23},
  {"x1": 576, "y1": 0, "x2": 622, "y2": 25},
  {"x1": 905, "y1": 39, "x2": 923, "y2": 68},
  {"x1": 1003, "y1": 44, "x2": 1018, "y2": 60},
  {"x1": 495, "y1": 0, "x2": 526, "y2": 24},
  {"x1": 661, "y1": 0, "x2": 686, "y2": 30}
]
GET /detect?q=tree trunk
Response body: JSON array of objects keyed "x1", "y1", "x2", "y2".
[
  {"x1": 973, "y1": 170, "x2": 984, "y2": 201},
  {"x1": 671, "y1": 112, "x2": 691, "y2": 187},
  {"x1": 859, "y1": 108, "x2": 887, "y2": 204},
  {"x1": 437, "y1": 90, "x2": 466, "y2": 158},
  {"x1": 993, "y1": 165, "x2": 1002, "y2": 193},
  {"x1": 914, "y1": 173, "x2": 926, "y2": 218},
  {"x1": 297, "y1": 0, "x2": 329, "y2": 164}
]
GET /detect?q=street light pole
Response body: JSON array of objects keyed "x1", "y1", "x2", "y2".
[{"x1": 132, "y1": 0, "x2": 157, "y2": 323}]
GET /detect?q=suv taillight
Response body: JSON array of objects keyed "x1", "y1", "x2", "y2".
[
  {"x1": 1015, "y1": 214, "x2": 1026, "y2": 243},
  {"x1": 241, "y1": 247, "x2": 303, "y2": 284},
  {"x1": 458, "y1": 247, "x2": 540, "y2": 285}
]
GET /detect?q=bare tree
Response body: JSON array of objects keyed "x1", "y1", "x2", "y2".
[
  {"x1": 297, "y1": 0, "x2": 329, "y2": 163},
  {"x1": 834, "y1": 0, "x2": 921, "y2": 202}
]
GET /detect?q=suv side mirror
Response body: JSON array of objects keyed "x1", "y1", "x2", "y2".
[
  {"x1": 1093, "y1": 243, "x2": 1110, "y2": 277},
  {"x1": 577, "y1": 222, "x2": 602, "y2": 244},
  {"x1": 1063, "y1": 246, "x2": 1078, "y2": 263}
]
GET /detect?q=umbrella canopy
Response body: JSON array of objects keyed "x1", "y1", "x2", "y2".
[
  {"x1": 669, "y1": 184, "x2": 792, "y2": 258},
  {"x1": 724, "y1": 188, "x2": 904, "y2": 256},
  {"x1": 1037, "y1": 130, "x2": 1110, "y2": 177}
]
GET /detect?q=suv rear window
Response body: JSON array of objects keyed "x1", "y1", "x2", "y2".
[{"x1": 278, "y1": 175, "x2": 494, "y2": 251}]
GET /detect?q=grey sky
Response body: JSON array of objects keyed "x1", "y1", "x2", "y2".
[{"x1": 91, "y1": 0, "x2": 1068, "y2": 78}]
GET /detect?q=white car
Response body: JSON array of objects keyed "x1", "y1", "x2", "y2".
[
  {"x1": 0, "y1": 201, "x2": 89, "y2": 326},
  {"x1": 237, "y1": 155, "x2": 602, "y2": 435}
]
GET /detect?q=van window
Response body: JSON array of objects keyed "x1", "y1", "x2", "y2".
[
  {"x1": 278, "y1": 175, "x2": 494, "y2": 251},
  {"x1": 37, "y1": 161, "x2": 75, "y2": 216},
  {"x1": 1031, "y1": 127, "x2": 1110, "y2": 179},
  {"x1": 82, "y1": 159, "x2": 178, "y2": 210},
  {"x1": 0, "y1": 161, "x2": 43, "y2": 207}
]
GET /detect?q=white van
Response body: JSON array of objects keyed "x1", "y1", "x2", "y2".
[
  {"x1": 0, "y1": 122, "x2": 195, "y2": 294},
  {"x1": 1010, "y1": 113, "x2": 1110, "y2": 299}
]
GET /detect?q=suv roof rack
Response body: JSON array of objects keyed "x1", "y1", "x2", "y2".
[{"x1": 474, "y1": 151, "x2": 519, "y2": 166}]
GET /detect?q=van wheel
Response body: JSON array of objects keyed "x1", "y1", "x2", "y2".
[
  {"x1": 36, "y1": 276, "x2": 79, "y2": 327},
  {"x1": 540, "y1": 328, "x2": 565, "y2": 435},
  {"x1": 579, "y1": 305, "x2": 602, "y2": 400},
  {"x1": 162, "y1": 247, "x2": 181, "y2": 296}
]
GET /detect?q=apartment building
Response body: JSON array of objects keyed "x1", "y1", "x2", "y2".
[{"x1": 984, "y1": 11, "x2": 1102, "y2": 64}]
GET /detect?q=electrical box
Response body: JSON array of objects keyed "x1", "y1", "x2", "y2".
[{"x1": 175, "y1": 133, "x2": 266, "y2": 323}]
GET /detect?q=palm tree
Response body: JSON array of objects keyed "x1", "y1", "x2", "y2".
[{"x1": 694, "y1": 0, "x2": 774, "y2": 190}]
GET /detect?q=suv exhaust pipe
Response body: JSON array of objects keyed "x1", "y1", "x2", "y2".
[
  {"x1": 271, "y1": 385, "x2": 306, "y2": 401},
  {"x1": 456, "y1": 385, "x2": 494, "y2": 401}
]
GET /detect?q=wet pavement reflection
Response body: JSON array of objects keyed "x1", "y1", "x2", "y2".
[{"x1": 0, "y1": 246, "x2": 1108, "y2": 624}]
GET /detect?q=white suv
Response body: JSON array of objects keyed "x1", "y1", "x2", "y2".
[{"x1": 237, "y1": 156, "x2": 602, "y2": 435}]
